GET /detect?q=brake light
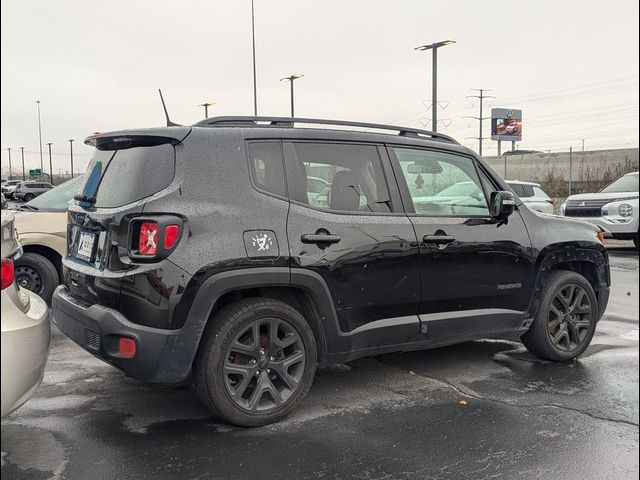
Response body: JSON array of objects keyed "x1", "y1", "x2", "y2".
[
  {"x1": 546, "y1": 198, "x2": 556, "y2": 204},
  {"x1": 139, "y1": 222, "x2": 158, "y2": 256},
  {"x1": 597, "y1": 231, "x2": 605, "y2": 245},
  {"x1": 1, "y1": 257, "x2": 14, "y2": 290},
  {"x1": 164, "y1": 224, "x2": 180, "y2": 249}
]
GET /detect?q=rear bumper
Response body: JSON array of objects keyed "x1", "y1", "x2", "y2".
[
  {"x1": 52, "y1": 286, "x2": 194, "y2": 383},
  {"x1": 1, "y1": 290, "x2": 50, "y2": 418}
]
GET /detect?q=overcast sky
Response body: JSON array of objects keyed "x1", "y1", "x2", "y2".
[{"x1": 1, "y1": 0, "x2": 638, "y2": 175}]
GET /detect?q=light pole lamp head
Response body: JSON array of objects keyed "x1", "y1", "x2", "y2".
[
  {"x1": 414, "y1": 40, "x2": 456, "y2": 51},
  {"x1": 198, "y1": 102, "x2": 216, "y2": 108},
  {"x1": 280, "y1": 74, "x2": 304, "y2": 82}
]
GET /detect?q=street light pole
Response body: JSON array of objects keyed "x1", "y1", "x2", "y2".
[
  {"x1": 198, "y1": 102, "x2": 215, "y2": 119},
  {"x1": 414, "y1": 40, "x2": 456, "y2": 132},
  {"x1": 69, "y1": 139, "x2": 74, "y2": 179},
  {"x1": 47, "y1": 142, "x2": 54, "y2": 185},
  {"x1": 20, "y1": 147, "x2": 25, "y2": 180},
  {"x1": 280, "y1": 74, "x2": 304, "y2": 117},
  {"x1": 251, "y1": 0, "x2": 258, "y2": 116},
  {"x1": 36, "y1": 100, "x2": 44, "y2": 174},
  {"x1": 7, "y1": 148, "x2": 11, "y2": 180}
]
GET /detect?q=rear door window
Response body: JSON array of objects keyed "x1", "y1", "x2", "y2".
[
  {"x1": 283, "y1": 142, "x2": 393, "y2": 213},
  {"x1": 78, "y1": 144, "x2": 175, "y2": 208}
]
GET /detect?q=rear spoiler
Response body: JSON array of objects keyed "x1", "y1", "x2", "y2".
[{"x1": 85, "y1": 127, "x2": 191, "y2": 151}]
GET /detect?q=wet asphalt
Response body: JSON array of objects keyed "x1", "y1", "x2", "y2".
[{"x1": 1, "y1": 245, "x2": 638, "y2": 480}]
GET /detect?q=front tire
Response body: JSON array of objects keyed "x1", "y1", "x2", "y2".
[
  {"x1": 194, "y1": 298, "x2": 317, "y2": 427},
  {"x1": 14, "y1": 252, "x2": 59, "y2": 304},
  {"x1": 522, "y1": 270, "x2": 598, "y2": 361},
  {"x1": 23, "y1": 193, "x2": 34, "y2": 202}
]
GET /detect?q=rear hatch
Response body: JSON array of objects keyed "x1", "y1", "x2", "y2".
[{"x1": 64, "y1": 128, "x2": 190, "y2": 307}]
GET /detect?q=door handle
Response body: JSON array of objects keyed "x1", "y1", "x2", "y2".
[
  {"x1": 301, "y1": 234, "x2": 341, "y2": 245},
  {"x1": 423, "y1": 235, "x2": 456, "y2": 244}
]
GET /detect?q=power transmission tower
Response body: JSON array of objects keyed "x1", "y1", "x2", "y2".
[{"x1": 463, "y1": 89, "x2": 495, "y2": 157}]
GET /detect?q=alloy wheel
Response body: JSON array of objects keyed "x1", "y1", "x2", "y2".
[
  {"x1": 547, "y1": 283, "x2": 593, "y2": 352},
  {"x1": 223, "y1": 317, "x2": 306, "y2": 412}
]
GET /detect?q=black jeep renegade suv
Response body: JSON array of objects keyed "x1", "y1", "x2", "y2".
[{"x1": 52, "y1": 117, "x2": 610, "y2": 426}]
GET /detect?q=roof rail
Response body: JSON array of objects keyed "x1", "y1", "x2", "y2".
[{"x1": 193, "y1": 116, "x2": 459, "y2": 144}]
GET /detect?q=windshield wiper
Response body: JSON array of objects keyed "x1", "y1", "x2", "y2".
[{"x1": 18, "y1": 204, "x2": 39, "y2": 211}]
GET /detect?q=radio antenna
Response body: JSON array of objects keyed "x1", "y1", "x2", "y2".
[{"x1": 158, "y1": 89, "x2": 180, "y2": 126}]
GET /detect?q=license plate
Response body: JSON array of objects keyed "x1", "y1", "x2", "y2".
[{"x1": 76, "y1": 232, "x2": 96, "y2": 261}]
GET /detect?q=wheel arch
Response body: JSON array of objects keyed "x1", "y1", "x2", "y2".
[
  {"x1": 19, "y1": 243, "x2": 63, "y2": 280},
  {"x1": 527, "y1": 245, "x2": 610, "y2": 322},
  {"x1": 182, "y1": 268, "x2": 345, "y2": 368}
]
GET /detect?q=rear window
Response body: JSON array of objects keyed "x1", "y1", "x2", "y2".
[{"x1": 79, "y1": 144, "x2": 175, "y2": 208}]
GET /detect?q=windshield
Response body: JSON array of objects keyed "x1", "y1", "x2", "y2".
[
  {"x1": 600, "y1": 173, "x2": 639, "y2": 193},
  {"x1": 25, "y1": 176, "x2": 84, "y2": 211}
]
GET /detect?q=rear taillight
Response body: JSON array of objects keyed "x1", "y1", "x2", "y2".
[
  {"x1": 597, "y1": 231, "x2": 605, "y2": 245},
  {"x1": 130, "y1": 217, "x2": 183, "y2": 260},
  {"x1": 139, "y1": 222, "x2": 159, "y2": 256},
  {"x1": 164, "y1": 224, "x2": 180, "y2": 249},
  {"x1": 1, "y1": 257, "x2": 14, "y2": 290},
  {"x1": 546, "y1": 198, "x2": 556, "y2": 205}
]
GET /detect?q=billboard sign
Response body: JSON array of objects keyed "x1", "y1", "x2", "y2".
[{"x1": 491, "y1": 108, "x2": 522, "y2": 141}]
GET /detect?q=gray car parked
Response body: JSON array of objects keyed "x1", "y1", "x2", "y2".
[{"x1": 14, "y1": 182, "x2": 54, "y2": 201}]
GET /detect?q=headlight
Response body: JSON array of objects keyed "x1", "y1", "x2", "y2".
[{"x1": 618, "y1": 203, "x2": 633, "y2": 217}]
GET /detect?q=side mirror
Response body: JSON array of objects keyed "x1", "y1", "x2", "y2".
[{"x1": 490, "y1": 191, "x2": 516, "y2": 219}]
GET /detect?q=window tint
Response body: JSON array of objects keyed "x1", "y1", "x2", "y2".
[
  {"x1": 392, "y1": 147, "x2": 490, "y2": 216},
  {"x1": 284, "y1": 142, "x2": 392, "y2": 213},
  {"x1": 79, "y1": 143, "x2": 175, "y2": 208},
  {"x1": 247, "y1": 142, "x2": 286, "y2": 198},
  {"x1": 507, "y1": 183, "x2": 526, "y2": 197}
]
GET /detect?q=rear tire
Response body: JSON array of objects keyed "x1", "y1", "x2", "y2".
[
  {"x1": 194, "y1": 297, "x2": 317, "y2": 427},
  {"x1": 23, "y1": 193, "x2": 34, "y2": 201},
  {"x1": 14, "y1": 252, "x2": 59, "y2": 304},
  {"x1": 522, "y1": 270, "x2": 598, "y2": 361}
]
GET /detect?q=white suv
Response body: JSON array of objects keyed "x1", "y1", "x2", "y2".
[
  {"x1": 507, "y1": 180, "x2": 555, "y2": 214},
  {"x1": 561, "y1": 171, "x2": 639, "y2": 248}
]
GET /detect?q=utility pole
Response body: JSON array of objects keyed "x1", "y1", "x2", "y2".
[
  {"x1": 251, "y1": 0, "x2": 258, "y2": 116},
  {"x1": 581, "y1": 139, "x2": 585, "y2": 152},
  {"x1": 47, "y1": 143, "x2": 54, "y2": 185},
  {"x1": 280, "y1": 74, "x2": 304, "y2": 117},
  {"x1": 414, "y1": 40, "x2": 456, "y2": 132},
  {"x1": 568, "y1": 146, "x2": 575, "y2": 195},
  {"x1": 36, "y1": 100, "x2": 44, "y2": 174},
  {"x1": 198, "y1": 102, "x2": 215, "y2": 119},
  {"x1": 69, "y1": 139, "x2": 75, "y2": 179},
  {"x1": 464, "y1": 88, "x2": 495, "y2": 157},
  {"x1": 20, "y1": 147, "x2": 25, "y2": 180},
  {"x1": 7, "y1": 148, "x2": 11, "y2": 180}
]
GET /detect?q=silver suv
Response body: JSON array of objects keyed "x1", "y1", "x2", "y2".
[{"x1": 14, "y1": 182, "x2": 53, "y2": 202}]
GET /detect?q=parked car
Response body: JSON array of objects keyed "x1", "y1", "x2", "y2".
[
  {"x1": 1, "y1": 211, "x2": 50, "y2": 419},
  {"x1": 12, "y1": 176, "x2": 84, "y2": 304},
  {"x1": 1, "y1": 180, "x2": 28, "y2": 199},
  {"x1": 52, "y1": 117, "x2": 610, "y2": 427},
  {"x1": 561, "y1": 171, "x2": 639, "y2": 248},
  {"x1": 13, "y1": 181, "x2": 53, "y2": 201},
  {"x1": 507, "y1": 180, "x2": 555, "y2": 214}
]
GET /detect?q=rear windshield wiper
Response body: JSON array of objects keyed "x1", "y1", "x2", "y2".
[{"x1": 74, "y1": 194, "x2": 97, "y2": 205}]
